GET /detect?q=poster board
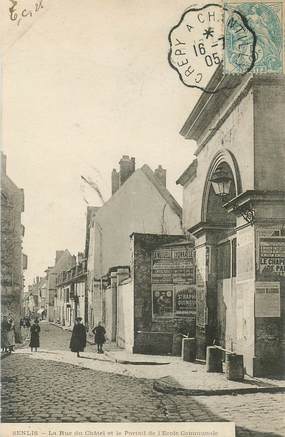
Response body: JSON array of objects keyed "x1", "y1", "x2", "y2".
[{"x1": 255, "y1": 282, "x2": 281, "y2": 318}]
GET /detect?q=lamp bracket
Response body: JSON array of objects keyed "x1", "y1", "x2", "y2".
[{"x1": 233, "y1": 203, "x2": 255, "y2": 225}]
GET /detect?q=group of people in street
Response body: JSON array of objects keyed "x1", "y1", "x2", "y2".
[
  {"x1": 20, "y1": 316, "x2": 41, "y2": 352},
  {"x1": 1, "y1": 315, "x2": 41, "y2": 354},
  {"x1": 1, "y1": 316, "x2": 16, "y2": 353},
  {"x1": 69, "y1": 318, "x2": 106, "y2": 358},
  {"x1": 1, "y1": 314, "x2": 106, "y2": 357}
]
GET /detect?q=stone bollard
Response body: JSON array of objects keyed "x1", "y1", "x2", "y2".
[
  {"x1": 182, "y1": 338, "x2": 196, "y2": 362},
  {"x1": 172, "y1": 334, "x2": 183, "y2": 356},
  {"x1": 206, "y1": 346, "x2": 223, "y2": 373},
  {"x1": 226, "y1": 353, "x2": 244, "y2": 381}
]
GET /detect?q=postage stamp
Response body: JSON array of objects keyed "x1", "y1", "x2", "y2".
[{"x1": 224, "y1": 2, "x2": 284, "y2": 74}]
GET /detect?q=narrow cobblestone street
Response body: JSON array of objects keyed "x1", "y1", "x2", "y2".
[{"x1": 1, "y1": 323, "x2": 284, "y2": 436}]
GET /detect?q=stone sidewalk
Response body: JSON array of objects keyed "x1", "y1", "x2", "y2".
[
  {"x1": 105, "y1": 349, "x2": 285, "y2": 396},
  {"x1": 12, "y1": 346, "x2": 285, "y2": 396}
]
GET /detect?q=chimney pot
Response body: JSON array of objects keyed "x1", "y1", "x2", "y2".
[
  {"x1": 154, "y1": 165, "x2": 167, "y2": 187},
  {"x1": 119, "y1": 155, "x2": 136, "y2": 186}
]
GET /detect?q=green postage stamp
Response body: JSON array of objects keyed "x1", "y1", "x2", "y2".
[{"x1": 224, "y1": 1, "x2": 284, "y2": 73}]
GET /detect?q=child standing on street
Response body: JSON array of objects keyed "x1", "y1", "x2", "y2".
[{"x1": 92, "y1": 322, "x2": 106, "y2": 354}]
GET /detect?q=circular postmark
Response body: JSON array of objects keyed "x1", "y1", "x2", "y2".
[{"x1": 168, "y1": 4, "x2": 256, "y2": 93}]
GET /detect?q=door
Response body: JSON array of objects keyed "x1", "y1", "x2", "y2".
[{"x1": 217, "y1": 238, "x2": 237, "y2": 351}]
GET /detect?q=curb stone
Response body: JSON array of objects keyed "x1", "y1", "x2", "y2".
[
  {"x1": 104, "y1": 351, "x2": 170, "y2": 366},
  {"x1": 153, "y1": 379, "x2": 285, "y2": 396}
]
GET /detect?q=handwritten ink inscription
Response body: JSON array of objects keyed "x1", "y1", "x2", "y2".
[{"x1": 9, "y1": 0, "x2": 44, "y2": 26}]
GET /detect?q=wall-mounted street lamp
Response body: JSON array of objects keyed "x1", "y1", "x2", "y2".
[
  {"x1": 209, "y1": 168, "x2": 232, "y2": 198},
  {"x1": 209, "y1": 167, "x2": 255, "y2": 225}
]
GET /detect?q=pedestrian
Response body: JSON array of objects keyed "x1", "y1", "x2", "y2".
[
  {"x1": 92, "y1": 321, "x2": 106, "y2": 354},
  {"x1": 25, "y1": 316, "x2": 31, "y2": 328},
  {"x1": 1, "y1": 316, "x2": 10, "y2": 352},
  {"x1": 30, "y1": 318, "x2": 40, "y2": 352},
  {"x1": 7, "y1": 317, "x2": 16, "y2": 352},
  {"x1": 25, "y1": 316, "x2": 31, "y2": 340},
  {"x1": 69, "y1": 317, "x2": 86, "y2": 358},
  {"x1": 20, "y1": 318, "x2": 27, "y2": 341}
]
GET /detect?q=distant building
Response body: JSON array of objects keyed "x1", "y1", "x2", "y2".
[
  {"x1": 37, "y1": 277, "x2": 48, "y2": 319},
  {"x1": 87, "y1": 155, "x2": 184, "y2": 334},
  {"x1": 46, "y1": 250, "x2": 76, "y2": 322},
  {"x1": 26, "y1": 276, "x2": 47, "y2": 319},
  {"x1": 1, "y1": 152, "x2": 27, "y2": 341},
  {"x1": 55, "y1": 253, "x2": 87, "y2": 327}
]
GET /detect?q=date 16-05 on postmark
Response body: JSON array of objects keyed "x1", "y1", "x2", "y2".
[{"x1": 168, "y1": 5, "x2": 226, "y2": 91}]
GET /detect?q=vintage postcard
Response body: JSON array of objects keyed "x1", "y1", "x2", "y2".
[{"x1": 1, "y1": 0, "x2": 284, "y2": 436}]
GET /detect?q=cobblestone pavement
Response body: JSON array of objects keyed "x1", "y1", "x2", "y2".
[
  {"x1": 1, "y1": 323, "x2": 284, "y2": 436},
  {"x1": 21, "y1": 322, "x2": 97, "y2": 352}
]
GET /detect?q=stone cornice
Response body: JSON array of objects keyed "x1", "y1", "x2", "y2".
[
  {"x1": 180, "y1": 73, "x2": 285, "y2": 157},
  {"x1": 188, "y1": 221, "x2": 234, "y2": 238},
  {"x1": 176, "y1": 159, "x2": 197, "y2": 187},
  {"x1": 224, "y1": 190, "x2": 285, "y2": 213}
]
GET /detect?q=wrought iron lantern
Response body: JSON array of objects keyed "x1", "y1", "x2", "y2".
[
  {"x1": 209, "y1": 168, "x2": 232, "y2": 198},
  {"x1": 209, "y1": 167, "x2": 255, "y2": 225}
]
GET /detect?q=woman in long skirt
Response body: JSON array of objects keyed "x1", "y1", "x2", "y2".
[
  {"x1": 69, "y1": 317, "x2": 86, "y2": 358},
  {"x1": 1, "y1": 316, "x2": 10, "y2": 352},
  {"x1": 7, "y1": 318, "x2": 16, "y2": 352},
  {"x1": 30, "y1": 319, "x2": 40, "y2": 352}
]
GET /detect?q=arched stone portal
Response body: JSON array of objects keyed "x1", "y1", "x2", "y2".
[
  {"x1": 199, "y1": 151, "x2": 243, "y2": 359},
  {"x1": 177, "y1": 72, "x2": 285, "y2": 377},
  {"x1": 202, "y1": 149, "x2": 242, "y2": 224},
  {"x1": 192, "y1": 150, "x2": 243, "y2": 362}
]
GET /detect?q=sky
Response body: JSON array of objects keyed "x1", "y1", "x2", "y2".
[{"x1": 2, "y1": 0, "x2": 200, "y2": 287}]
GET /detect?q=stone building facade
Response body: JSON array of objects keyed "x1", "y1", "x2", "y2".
[
  {"x1": 87, "y1": 156, "x2": 184, "y2": 333},
  {"x1": 1, "y1": 153, "x2": 27, "y2": 341},
  {"x1": 55, "y1": 254, "x2": 87, "y2": 327},
  {"x1": 45, "y1": 250, "x2": 75, "y2": 322},
  {"x1": 177, "y1": 68, "x2": 285, "y2": 376}
]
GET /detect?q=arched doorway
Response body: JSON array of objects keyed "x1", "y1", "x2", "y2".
[{"x1": 200, "y1": 150, "x2": 242, "y2": 353}]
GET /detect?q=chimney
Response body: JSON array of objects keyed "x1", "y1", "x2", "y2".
[
  {"x1": 119, "y1": 155, "x2": 136, "y2": 186},
  {"x1": 84, "y1": 206, "x2": 99, "y2": 257},
  {"x1": 112, "y1": 169, "x2": 120, "y2": 195},
  {"x1": 55, "y1": 250, "x2": 65, "y2": 264},
  {"x1": 154, "y1": 165, "x2": 166, "y2": 187},
  {"x1": 1, "y1": 152, "x2": 7, "y2": 175},
  {"x1": 77, "y1": 252, "x2": 84, "y2": 263}
]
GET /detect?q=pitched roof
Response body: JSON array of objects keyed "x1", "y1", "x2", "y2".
[
  {"x1": 96, "y1": 163, "x2": 182, "y2": 219},
  {"x1": 176, "y1": 159, "x2": 198, "y2": 187},
  {"x1": 141, "y1": 164, "x2": 182, "y2": 218}
]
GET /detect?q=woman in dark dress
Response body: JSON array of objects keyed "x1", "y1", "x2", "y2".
[
  {"x1": 92, "y1": 322, "x2": 106, "y2": 353},
  {"x1": 70, "y1": 317, "x2": 86, "y2": 358},
  {"x1": 1, "y1": 316, "x2": 10, "y2": 352},
  {"x1": 30, "y1": 319, "x2": 40, "y2": 352}
]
